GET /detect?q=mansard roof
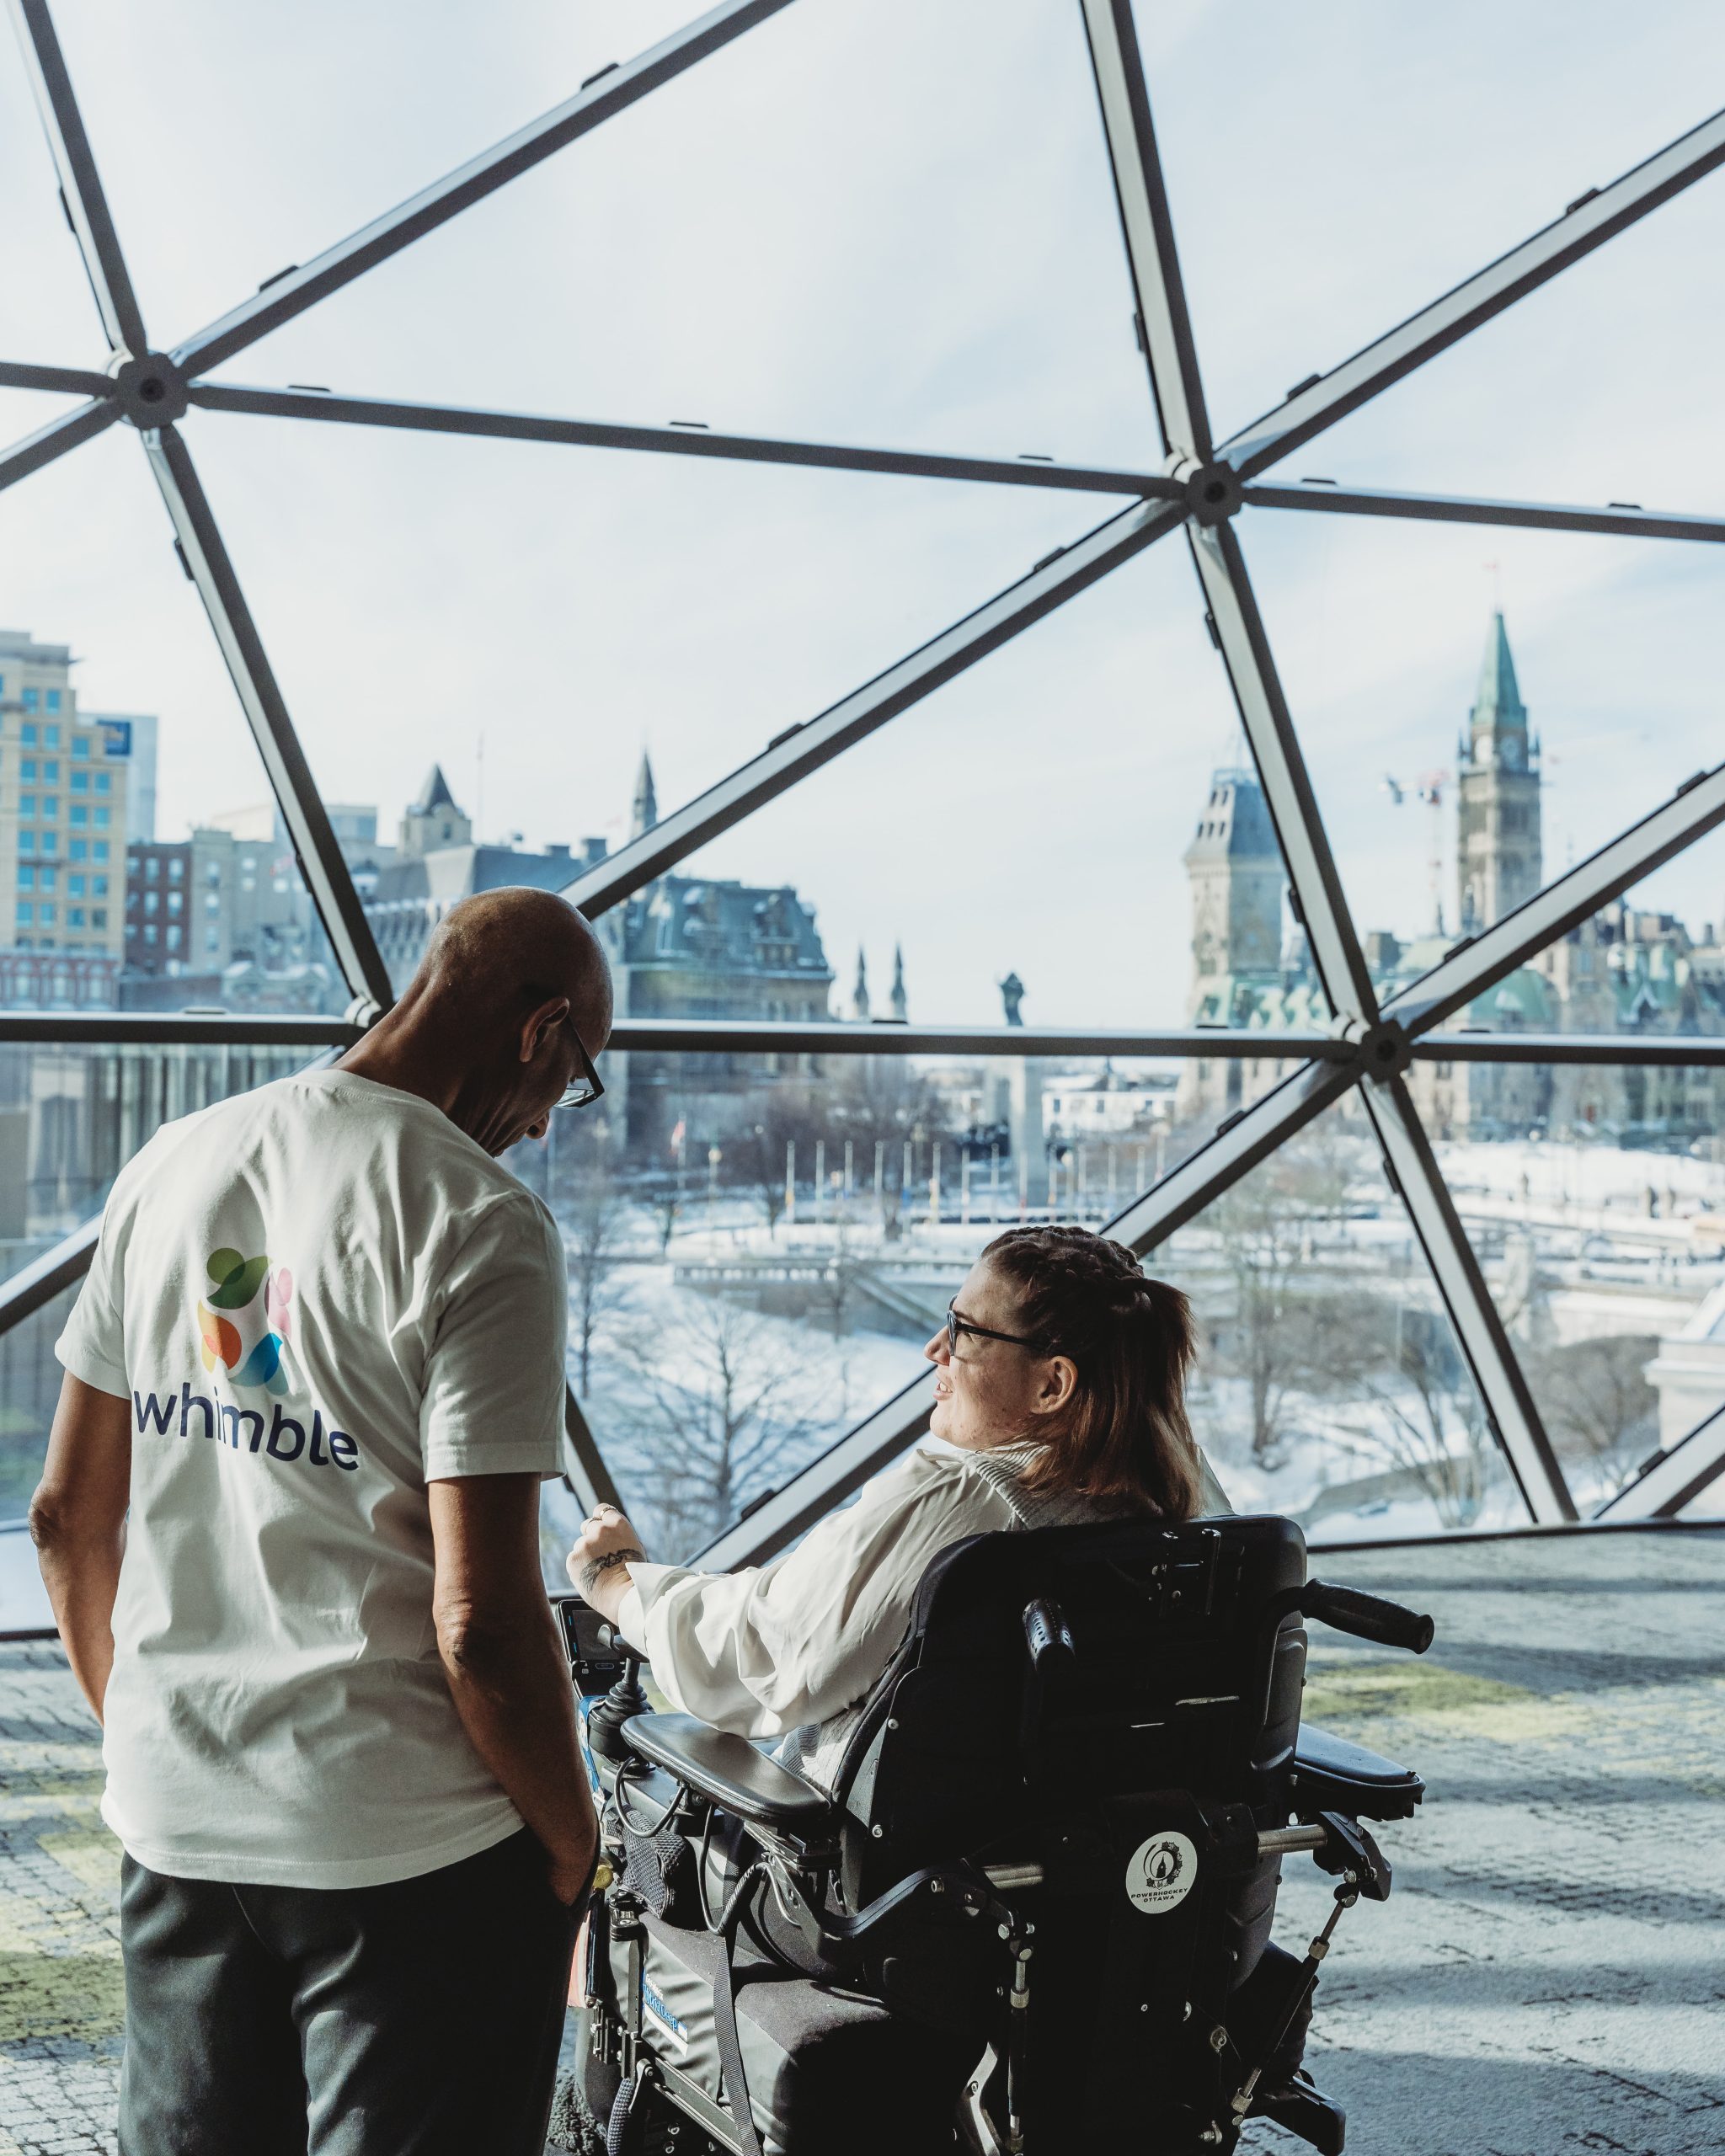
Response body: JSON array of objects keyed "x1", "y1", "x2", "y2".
[
  {"x1": 617, "y1": 874, "x2": 833, "y2": 980},
  {"x1": 368, "y1": 843, "x2": 579, "y2": 911}
]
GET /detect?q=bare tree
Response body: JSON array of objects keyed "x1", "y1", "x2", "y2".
[
  {"x1": 562, "y1": 1157, "x2": 636, "y2": 1392},
  {"x1": 1324, "y1": 1295, "x2": 1493, "y2": 1528},
  {"x1": 1529, "y1": 1333, "x2": 1658, "y2": 1496},
  {"x1": 1204, "y1": 1141, "x2": 1354, "y2": 1464},
  {"x1": 726, "y1": 1082, "x2": 822, "y2": 1236},
  {"x1": 608, "y1": 1298, "x2": 829, "y2": 1557}
]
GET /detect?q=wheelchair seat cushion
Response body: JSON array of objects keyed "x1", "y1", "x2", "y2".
[{"x1": 641, "y1": 1913, "x2": 980, "y2": 2156}]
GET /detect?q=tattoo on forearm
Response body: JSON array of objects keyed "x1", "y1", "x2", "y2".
[{"x1": 580, "y1": 1546, "x2": 645, "y2": 1598}]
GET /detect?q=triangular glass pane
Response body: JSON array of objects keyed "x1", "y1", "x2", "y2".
[
  {"x1": 1140, "y1": 0, "x2": 1725, "y2": 468},
  {"x1": 0, "y1": 425, "x2": 357, "y2": 1330},
  {"x1": 0, "y1": 419, "x2": 364, "y2": 1014},
  {"x1": 542, "y1": 1052, "x2": 1243, "y2": 1563},
  {"x1": 1268, "y1": 160, "x2": 1725, "y2": 504},
  {"x1": 209, "y1": 0, "x2": 1152, "y2": 467},
  {"x1": 1148, "y1": 1094, "x2": 1521, "y2": 1540},
  {"x1": 41, "y1": 0, "x2": 609, "y2": 357},
  {"x1": 1408, "y1": 1044, "x2": 1725, "y2": 1513},
  {"x1": 186, "y1": 403, "x2": 1132, "y2": 990},
  {"x1": 655, "y1": 538, "x2": 1300, "y2": 1030},
  {"x1": 1243, "y1": 510, "x2": 1725, "y2": 1015}
]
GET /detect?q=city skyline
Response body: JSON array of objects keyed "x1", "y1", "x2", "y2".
[{"x1": 6, "y1": 2, "x2": 1725, "y2": 1025}]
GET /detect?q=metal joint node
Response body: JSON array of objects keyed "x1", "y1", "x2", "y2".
[
  {"x1": 1177, "y1": 460, "x2": 1243, "y2": 526},
  {"x1": 109, "y1": 351, "x2": 190, "y2": 428},
  {"x1": 1344, "y1": 1017, "x2": 1413, "y2": 1085}
]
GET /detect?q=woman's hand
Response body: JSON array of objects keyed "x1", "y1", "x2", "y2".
[{"x1": 567, "y1": 1503, "x2": 647, "y2": 1625}]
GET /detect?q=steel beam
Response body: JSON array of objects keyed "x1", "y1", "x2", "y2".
[
  {"x1": 1387, "y1": 764, "x2": 1725, "y2": 1035},
  {"x1": 562, "y1": 494, "x2": 1186, "y2": 917},
  {"x1": 1077, "y1": 0, "x2": 1211, "y2": 462},
  {"x1": 173, "y1": 0, "x2": 796, "y2": 378},
  {"x1": 187, "y1": 382, "x2": 1172, "y2": 501},
  {"x1": 1242, "y1": 479, "x2": 1725, "y2": 547},
  {"x1": 606, "y1": 1018, "x2": 1347, "y2": 1059},
  {"x1": 0, "y1": 359, "x2": 114, "y2": 398},
  {"x1": 0, "y1": 395, "x2": 117, "y2": 497},
  {"x1": 8, "y1": 0, "x2": 148, "y2": 357},
  {"x1": 1220, "y1": 106, "x2": 1725, "y2": 478},
  {"x1": 693, "y1": 1367, "x2": 936, "y2": 1572},
  {"x1": 142, "y1": 426, "x2": 393, "y2": 1013},
  {"x1": 0, "y1": 1215, "x2": 98, "y2": 1337},
  {"x1": 1108, "y1": 1055, "x2": 1359, "y2": 1251},
  {"x1": 0, "y1": 1013, "x2": 363, "y2": 1047},
  {"x1": 1361, "y1": 1075, "x2": 1575, "y2": 1523},
  {"x1": 1414, "y1": 1031, "x2": 1725, "y2": 1067},
  {"x1": 1188, "y1": 520, "x2": 1379, "y2": 1022},
  {"x1": 1595, "y1": 1403, "x2": 1725, "y2": 1519},
  {"x1": 563, "y1": 1389, "x2": 624, "y2": 1513}
]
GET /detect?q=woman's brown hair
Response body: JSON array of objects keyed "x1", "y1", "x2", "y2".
[{"x1": 980, "y1": 1224, "x2": 1202, "y2": 1521}]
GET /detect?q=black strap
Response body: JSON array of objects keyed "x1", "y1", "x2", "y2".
[{"x1": 653, "y1": 1918, "x2": 765, "y2": 2156}]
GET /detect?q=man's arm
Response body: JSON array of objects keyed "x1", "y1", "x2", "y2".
[
  {"x1": 429, "y1": 1473, "x2": 597, "y2": 1905},
  {"x1": 30, "y1": 1374, "x2": 132, "y2": 1722}
]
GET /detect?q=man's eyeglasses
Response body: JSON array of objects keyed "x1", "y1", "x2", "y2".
[
  {"x1": 556, "y1": 1016, "x2": 606, "y2": 1112},
  {"x1": 943, "y1": 1300, "x2": 1044, "y2": 1359}
]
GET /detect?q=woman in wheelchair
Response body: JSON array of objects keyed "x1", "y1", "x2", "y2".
[
  {"x1": 558, "y1": 1226, "x2": 1238, "y2": 2154},
  {"x1": 568, "y1": 1225, "x2": 1223, "y2": 1793}
]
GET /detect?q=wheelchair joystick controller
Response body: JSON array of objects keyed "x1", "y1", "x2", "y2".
[{"x1": 585, "y1": 1647, "x2": 651, "y2": 1770}]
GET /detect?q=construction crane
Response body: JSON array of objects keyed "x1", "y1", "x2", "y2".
[{"x1": 1381, "y1": 768, "x2": 1451, "y2": 936}]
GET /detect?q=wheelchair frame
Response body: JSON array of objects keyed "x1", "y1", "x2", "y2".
[{"x1": 557, "y1": 1522, "x2": 1432, "y2": 2156}]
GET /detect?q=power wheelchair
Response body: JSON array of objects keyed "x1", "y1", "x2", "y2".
[{"x1": 553, "y1": 1513, "x2": 1432, "y2": 2156}]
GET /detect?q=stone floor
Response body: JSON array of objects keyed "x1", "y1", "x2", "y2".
[
  {"x1": 0, "y1": 1524, "x2": 1720, "y2": 2154},
  {"x1": 1242, "y1": 1524, "x2": 1725, "y2": 2156}
]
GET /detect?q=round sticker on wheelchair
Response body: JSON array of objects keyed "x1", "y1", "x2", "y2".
[{"x1": 1124, "y1": 1829, "x2": 1199, "y2": 1915}]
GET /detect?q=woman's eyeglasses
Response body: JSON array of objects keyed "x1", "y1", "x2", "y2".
[
  {"x1": 556, "y1": 1016, "x2": 606, "y2": 1112},
  {"x1": 943, "y1": 1300, "x2": 1045, "y2": 1358}
]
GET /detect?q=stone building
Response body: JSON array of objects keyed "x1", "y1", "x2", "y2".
[
  {"x1": 1456, "y1": 610, "x2": 1542, "y2": 934},
  {"x1": 360, "y1": 754, "x2": 836, "y2": 1158},
  {"x1": 1177, "y1": 611, "x2": 1725, "y2": 1141}
]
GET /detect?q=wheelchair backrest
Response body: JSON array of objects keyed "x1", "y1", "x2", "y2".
[{"x1": 834, "y1": 1514, "x2": 1311, "y2": 2144}]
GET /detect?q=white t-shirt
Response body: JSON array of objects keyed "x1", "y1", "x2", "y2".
[{"x1": 55, "y1": 1068, "x2": 568, "y2": 1888}]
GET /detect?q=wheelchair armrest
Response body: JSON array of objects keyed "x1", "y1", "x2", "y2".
[
  {"x1": 1292, "y1": 1723, "x2": 1425, "y2": 1822},
  {"x1": 622, "y1": 1712, "x2": 838, "y2": 1837}
]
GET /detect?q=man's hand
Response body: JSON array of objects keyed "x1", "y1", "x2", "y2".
[{"x1": 567, "y1": 1504, "x2": 645, "y2": 1625}]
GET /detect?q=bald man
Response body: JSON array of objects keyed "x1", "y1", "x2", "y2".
[{"x1": 30, "y1": 888, "x2": 613, "y2": 2156}]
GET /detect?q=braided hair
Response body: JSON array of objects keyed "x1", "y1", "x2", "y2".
[{"x1": 980, "y1": 1224, "x2": 1201, "y2": 1521}]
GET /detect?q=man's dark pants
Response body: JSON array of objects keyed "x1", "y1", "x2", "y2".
[{"x1": 118, "y1": 1826, "x2": 585, "y2": 2156}]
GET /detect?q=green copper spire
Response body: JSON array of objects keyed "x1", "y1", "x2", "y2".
[{"x1": 1470, "y1": 609, "x2": 1527, "y2": 738}]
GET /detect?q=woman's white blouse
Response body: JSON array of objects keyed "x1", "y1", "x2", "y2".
[{"x1": 615, "y1": 1441, "x2": 1025, "y2": 1747}]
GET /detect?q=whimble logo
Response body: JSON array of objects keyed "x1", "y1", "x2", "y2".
[{"x1": 197, "y1": 1246, "x2": 293, "y2": 1395}]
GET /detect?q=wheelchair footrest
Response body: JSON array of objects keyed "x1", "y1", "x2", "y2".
[{"x1": 1252, "y1": 2068, "x2": 1346, "y2": 2156}]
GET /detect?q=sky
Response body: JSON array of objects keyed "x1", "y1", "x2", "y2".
[{"x1": 3, "y1": 0, "x2": 1725, "y2": 1026}]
